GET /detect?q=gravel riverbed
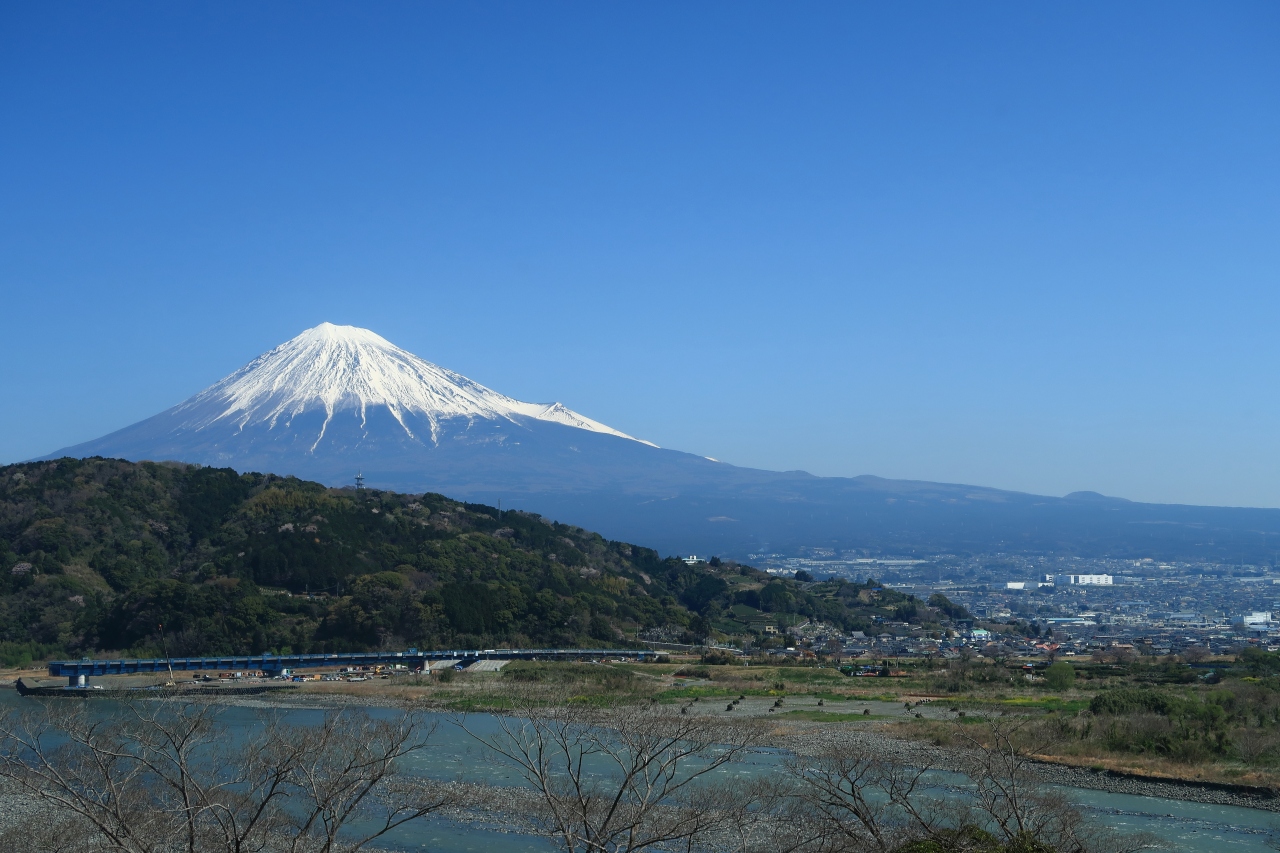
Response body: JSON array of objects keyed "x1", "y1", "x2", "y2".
[
  {"x1": 13, "y1": 683, "x2": 1277, "y2": 818},
  {"x1": 773, "y1": 725, "x2": 1280, "y2": 812},
  {"x1": 276, "y1": 689, "x2": 1280, "y2": 813}
]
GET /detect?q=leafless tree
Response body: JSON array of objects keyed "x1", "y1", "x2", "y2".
[
  {"x1": 455, "y1": 694, "x2": 764, "y2": 853},
  {"x1": 781, "y1": 746, "x2": 949, "y2": 853},
  {"x1": 0, "y1": 697, "x2": 451, "y2": 853},
  {"x1": 951, "y1": 715, "x2": 1092, "y2": 851},
  {"x1": 711, "y1": 775, "x2": 826, "y2": 853},
  {"x1": 1182, "y1": 645, "x2": 1211, "y2": 663},
  {"x1": 456, "y1": 692, "x2": 1157, "y2": 853},
  {"x1": 781, "y1": 715, "x2": 1156, "y2": 853}
]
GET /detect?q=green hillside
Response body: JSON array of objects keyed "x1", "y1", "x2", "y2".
[{"x1": 0, "y1": 458, "x2": 947, "y2": 664}]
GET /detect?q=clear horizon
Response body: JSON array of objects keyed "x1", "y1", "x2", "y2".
[{"x1": 3, "y1": 3, "x2": 1279, "y2": 508}]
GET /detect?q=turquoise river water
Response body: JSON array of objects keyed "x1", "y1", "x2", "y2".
[{"x1": 2, "y1": 691, "x2": 1274, "y2": 853}]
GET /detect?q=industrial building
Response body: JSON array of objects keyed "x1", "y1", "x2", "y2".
[{"x1": 1064, "y1": 574, "x2": 1113, "y2": 585}]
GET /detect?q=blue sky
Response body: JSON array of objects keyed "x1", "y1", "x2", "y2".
[{"x1": 2, "y1": 3, "x2": 1278, "y2": 507}]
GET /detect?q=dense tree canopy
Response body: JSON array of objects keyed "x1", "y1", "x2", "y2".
[{"x1": 0, "y1": 458, "x2": 949, "y2": 662}]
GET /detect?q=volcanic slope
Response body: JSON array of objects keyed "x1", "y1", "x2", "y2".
[
  {"x1": 55, "y1": 322, "x2": 651, "y2": 461},
  {"x1": 46, "y1": 324, "x2": 1280, "y2": 562}
]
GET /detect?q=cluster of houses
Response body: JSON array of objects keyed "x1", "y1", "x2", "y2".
[{"x1": 724, "y1": 618, "x2": 1243, "y2": 662}]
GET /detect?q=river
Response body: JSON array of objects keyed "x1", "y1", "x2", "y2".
[{"x1": 2, "y1": 691, "x2": 1274, "y2": 852}]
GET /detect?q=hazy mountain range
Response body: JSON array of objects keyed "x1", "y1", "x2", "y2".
[{"x1": 46, "y1": 323, "x2": 1280, "y2": 562}]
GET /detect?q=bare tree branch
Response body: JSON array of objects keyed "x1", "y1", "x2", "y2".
[
  {"x1": 0, "y1": 698, "x2": 450, "y2": 853},
  {"x1": 455, "y1": 692, "x2": 764, "y2": 853}
]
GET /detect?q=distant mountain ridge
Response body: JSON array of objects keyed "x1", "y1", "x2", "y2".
[{"x1": 46, "y1": 324, "x2": 1280, "y2": 562}]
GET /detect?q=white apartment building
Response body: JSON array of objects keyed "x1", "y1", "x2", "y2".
[{"x1": 1065, "y1": 574, "x2": 1113, "y2": 585}]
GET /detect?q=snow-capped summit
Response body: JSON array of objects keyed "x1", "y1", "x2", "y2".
[
  {"x1": 46, "y1": 322, "x2": 674, "y2": 494},
  {"x1": 175, "y1": 322, "x2": 653, "y2": 449}
]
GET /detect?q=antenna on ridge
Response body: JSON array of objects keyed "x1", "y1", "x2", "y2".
[{"x1": 355, "y1": 472, "x2": 365, "y2": 490}]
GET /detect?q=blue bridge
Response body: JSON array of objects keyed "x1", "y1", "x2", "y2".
[{"x1": 48, "y1": 648, "x2": 666, "y2": 684}]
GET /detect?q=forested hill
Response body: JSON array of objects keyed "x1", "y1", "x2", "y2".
[{"x1": 0, "y1": 458, "x2": 951, "y2": 664}]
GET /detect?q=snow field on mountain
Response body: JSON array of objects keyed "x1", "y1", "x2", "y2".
[{"x1": 166, "y1": 323, "x2": 654, "y2": 448}]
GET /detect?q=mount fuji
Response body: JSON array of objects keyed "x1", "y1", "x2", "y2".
[
  {"x1": 58, "y1": 322, "x2": 653, "y2": 461},
  {"x1": 46, "y1": 323, "x2": 1280, "y2": 561}
]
